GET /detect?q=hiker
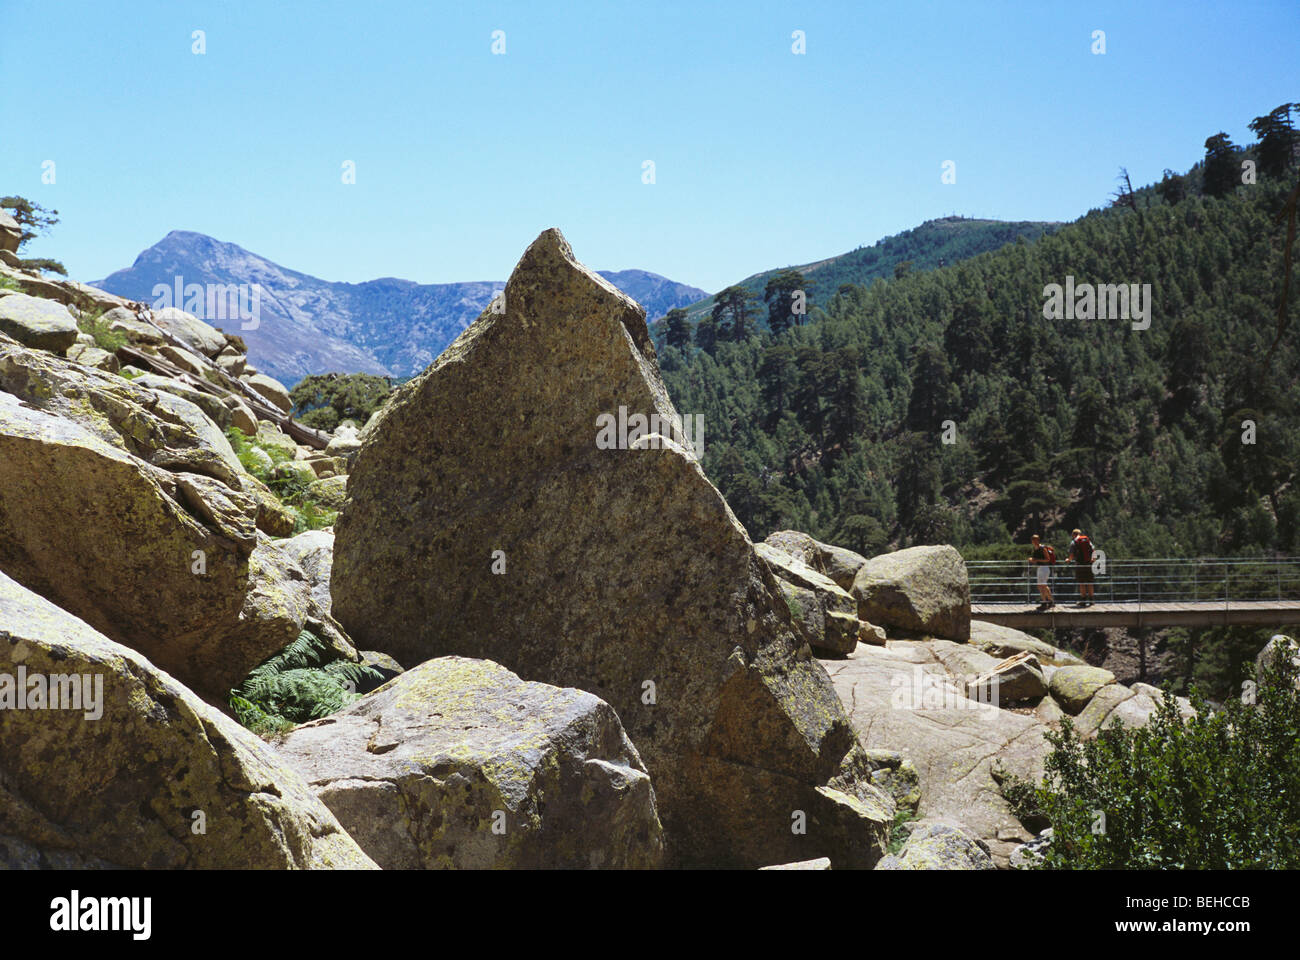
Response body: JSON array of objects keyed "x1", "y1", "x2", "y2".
[
  {"x1": 1068, "y1": 528, "x2": 1097, "y2": 606},
  {"x1": 1028, "y1": 534, "x2": 1055, "y2": 609}
]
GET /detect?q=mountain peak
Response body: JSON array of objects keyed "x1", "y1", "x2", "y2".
[{"x1": 93, "y1": 234, "x2": 707, "y2": 386}]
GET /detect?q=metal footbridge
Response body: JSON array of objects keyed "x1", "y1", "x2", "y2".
[{"x1": 968, "y1": 557, "x2": 1300, "y2": 628}]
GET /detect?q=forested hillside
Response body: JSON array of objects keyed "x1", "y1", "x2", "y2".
[
  {"x1": 655, "y1": 216, "x2": 1059, "y2": 335},
  {"x1": 660, "y1": 107, "x2": 1300, "y2": 568}
]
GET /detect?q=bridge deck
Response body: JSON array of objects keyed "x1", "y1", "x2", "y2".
[{"x1": 970, "y1": 600, "x2": 1300, "y2": 629}]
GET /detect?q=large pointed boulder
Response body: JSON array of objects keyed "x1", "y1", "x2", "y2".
[{"x1": 333, "y1": 228, "x2": 892, "y2": 867}]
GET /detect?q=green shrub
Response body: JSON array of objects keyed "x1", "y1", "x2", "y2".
[
  {"x1": 228, "y1": 630, "x2": 385, "y2": 737},
  {"x1": 782, "y1": 591, "x2": 804, "y2": 621},
  {"x1": 223, "y1": 426, "x2": 338, "y2": 534},
  {"x1": 1002, "y1": 642, "x2": 1300, "y2": 868},
  {"x1": 17, "y1": 257, "x2": 67, "y2": 276},
  {"x1": 292, "y1": 500, "x2": 338, "y2": 534},
  {"x1": 224, "y1": 426, "x2": 271, "y2": 481},
  {"x1": 289, "y1": 372, "x2": 391, "y2": 425},
  {"x1": 300, "y1": 405, "x2": 340, "y2": 432},
  {"x1": 887, "y1": 806, "x2": 920, "y2": 855},
  {"x1": 75, "y1": 308, "x2": 128, "y2": 353},
  {"x1": 0, "y1": 275, "x2": 21, "y2": 292}
]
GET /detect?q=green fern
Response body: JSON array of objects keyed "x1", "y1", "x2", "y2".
[
  {"x1": 228, "y1": 629, "x2": 385, "y2": 736},
  {"x1": 323, "y1": 658, "x2": 384, "y2": 687}
]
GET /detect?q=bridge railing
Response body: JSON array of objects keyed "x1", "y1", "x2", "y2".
[{"x1": 967, "y1": 557, "x2": 1300, "y2": 605}]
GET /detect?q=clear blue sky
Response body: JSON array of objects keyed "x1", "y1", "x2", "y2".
[{"x1": 2, "y1": 1, "x2": 1296, "y2": 292}]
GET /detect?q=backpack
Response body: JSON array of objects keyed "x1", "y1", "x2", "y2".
[
  {"x1": 1073, "y1": 535, "x2": 1093, "y2": 564},
  {"x1": 1042, "y1": 545, "x2": 1056, "y2": 565}
]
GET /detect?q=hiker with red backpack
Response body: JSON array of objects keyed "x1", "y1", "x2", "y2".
[
  {"x1": 1068, "y1": 528, "x2": 1097, "y2": 606},
  {"x1": 1028, "y1": 534, "x2": 1056, "y2": 609}
]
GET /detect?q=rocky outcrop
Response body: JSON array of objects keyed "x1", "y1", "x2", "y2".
[
  {"x1": 926, "y1": 637, "x2": 1001, "y2": 680},
  {"x1": 104, "y1": 306, "x2": 163, "y2": 344},
  {"x1": 67, "y1": 341, "x2": 120, "y2": 373},
  {"x1": 1129, "y1": 682, "x2": 1196, "y2": 720},
  {"x1": 967, "y1": 651, "x2": 1048, "y2": 705},
  {"x1": 326, "y1": 422, "x2": 362, "y2": 465},
  {"x1": 852, "y1": 545, "x2": 970, "y2": 641},
  {"x1": 1071, "y1": 683, "x2": 1157, "y2": 738},
  {"x1": 1010, "y1": 829, "x2": 1053, "y2": 869},
  {"x1": 1256, "y1": 634, "x2": 1300, "y2": 688},
  {"x1": 862, "y1": 749, "x2": 922, "y2": 815},
  {"x1": 273, "y1": 459, "x2": 318, "y2": 485},
  {"x1": 255, "y1": 421, "x2": 299, "y2": 460},
  {"x1": 357, "y1": 650, "x2": 404, "y2": 691},
  {"x1": 875, "y1": 820, "x2": 995, "y2": 870},
  {"x1": 0, "y1": 336, "x2": 353, "y2": 701},
  {"x1": 1048, "y1": 665, "x2": 1117, "y2": 715},
  {"x1": 0, "y1": 261, "x2": 131, "y2": 314},
  {"x1": 131, "y1": 372, "x2": 233, "y2": 430},
  {"x1": 0, "y1": 334, "x2": 242, "y2": 485},
  {"x1": 969, "y1": 620, "x2": 1085, "y2": 666},
  {"x1": 822, "y1": 643, "x2": 1050, "y2": 867},
  {"x1": 280, "y1": 528, "x2": 335, "y2": 616},
  {"x1": 333, "y1": 228, "x2": 892, "y2": 868},
  {"x1": 756, "y1": 542, "x2": 863, "y2": 655},
  {"x1": 307, "y1": 475, "x2": 347, "y2": 509},
  {"x1": 823, "y1": 631, "x2": 1204, "y2": 867},
  {"x1": 151, "y1": 306, "x2": 228, "y2": 358},
  {"x1": 276, "y1": 656, "x2": 665, "y2": 869},
  {"x1": 0, "y1": 569, "x2": 376, "y2": 869},
  {"x1": 763, "y1": 530, "x2": 869, "y2": 592},
  {"x1": 0, "y1": 210, "x2": 20, "y2": 254},
  {"x1": 227, "y1": 395, "x2": 258, "y2": 435},
  {"x1": 243, "y1": 372, "x2": 293, "y2": 413},
  {"x1": 0, "y1": 293, "x2": 78, "y2": 352}
]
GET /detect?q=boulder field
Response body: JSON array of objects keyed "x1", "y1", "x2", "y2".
[{"x1": 0, "y1": 232, "x2": 1220, "y2": 870}]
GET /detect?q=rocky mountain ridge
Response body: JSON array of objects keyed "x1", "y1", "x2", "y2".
[{"x1": 92, "y1": 230, "x2": 708, "y2": 386}]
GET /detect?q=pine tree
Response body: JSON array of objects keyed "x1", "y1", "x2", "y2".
[
  {"x1": 0, "y1": 195, "x2": 66, "y2": 275},
  {"x1": 694, "y1": 313, "x2": 718, "y2": 355},
  {"x1": 763, "y1": 270, "x2": 809, "y2": 335},
  {"x1": 757, "y1": 344, "x2": 797, "y2": 430},
  {"x1": 1202, "y1": 133, "x2": 1240, "y2": 199},
  {"x1": 1248, "y1": 103, "x2": 1299, "y2": 180},
  {"x1": 905, "y1": 342, "x2": 955, "y2": 433},
  {"x1": 824, "y1": 347, "x2": 867, "y2": 461},
  {"x1": 1155, "y1": 169, "x2": 1186, "y2": 205},
  {"x1": 664, "y1": 307, "x2": 692, "y2": 350},
  {"x1": 711, "y1": 285, "x2": 759, "y2": 342}
]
